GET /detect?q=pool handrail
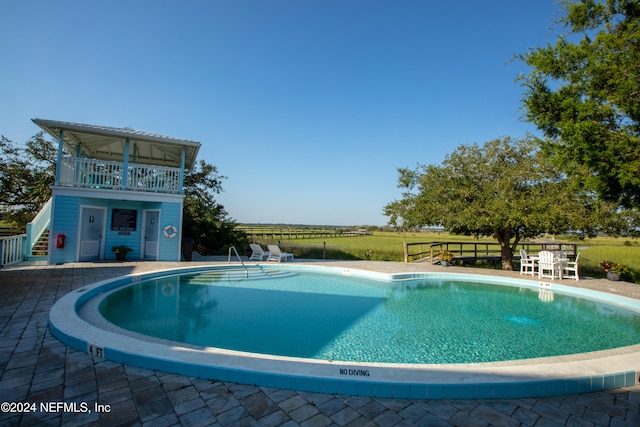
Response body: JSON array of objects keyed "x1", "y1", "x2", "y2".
[{"x1": 227, "y1": 246, "x2": 249, "y2": 278}]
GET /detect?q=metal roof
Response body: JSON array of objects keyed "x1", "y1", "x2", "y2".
[{"x1": 32, "y1": 118, "x2": 201, "y2": 168}]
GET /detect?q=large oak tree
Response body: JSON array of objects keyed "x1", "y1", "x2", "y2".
[{"x1": 384, "y1": 135, "x2": 612, "y2": 270}]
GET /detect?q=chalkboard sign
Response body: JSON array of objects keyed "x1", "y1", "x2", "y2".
[{"x1": 111, "y1": 209, "x2": 137, "y2": 232}]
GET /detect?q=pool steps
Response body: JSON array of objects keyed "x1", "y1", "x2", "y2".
[{"x1": 180, "y1": 267, "x2": 298, "y2": 284}]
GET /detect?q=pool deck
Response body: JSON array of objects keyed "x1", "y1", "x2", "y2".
[{"x1": 1, "y1": 258, "x2": 639, "y2": 426}]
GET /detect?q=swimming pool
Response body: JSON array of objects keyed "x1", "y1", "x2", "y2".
[
  {"x1": 99, "y1": 268, "x2": 640, "y2": 364},
  {"x1": 50, "y1": 263, "x2": 640, "y2": 399}
]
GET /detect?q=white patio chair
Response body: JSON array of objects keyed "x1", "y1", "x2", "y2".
[
  {"x1": 248, "y1": 244, "x2": 270, "y2": 261},
  {"x1": 519, "y1": 249, "x2": 536, "y2": 276},
  {"x1": 538, "y1": 250, "x2": 563, "y2": 280},
  {"x1": 267, "y1": 244, "x2": 294, "y2": 262},
  {"x1": 554, "y1": 250, "x2": 567, "y2": 260},
  {"x1": 562, "y1": 252, "x2": 580, "y2": 281}
]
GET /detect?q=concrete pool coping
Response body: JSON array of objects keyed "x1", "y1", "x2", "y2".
[{"x1": 48, "y1": 261, "x2": 640, "y2": 400}]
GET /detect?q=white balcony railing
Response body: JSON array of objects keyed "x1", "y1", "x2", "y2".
[{"x1": 59, "y1": 157, "x2": 182, "y2": 194}]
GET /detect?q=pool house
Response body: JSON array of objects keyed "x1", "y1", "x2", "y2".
[{"x1": 25, "y1": 118, "x2": 201, "y2": 264}]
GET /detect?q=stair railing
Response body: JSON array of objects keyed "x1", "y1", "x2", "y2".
[
  {"x1": 227, "y1": 246, "x2": 249, "y2": 278},
  {"x1": 26, "y1": 198, "x2": 52, "y2": 255}
]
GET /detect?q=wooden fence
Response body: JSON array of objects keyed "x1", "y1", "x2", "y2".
[
  {"x1": 240, "y1": 226, "x2": 370, "y2": 240},
  {"x1": 404, "y1": 241, "x2": 578, "y2": 264}
]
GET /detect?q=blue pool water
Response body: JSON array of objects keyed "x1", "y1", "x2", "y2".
[{"x1": 98, "y1": 269, "x2": 640, "y2": 364}]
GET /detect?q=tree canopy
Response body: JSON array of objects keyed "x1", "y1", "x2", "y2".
[
  {"x1": 384, "y1": 135, "x2": 612, "y2": 270},
  {"x1": 518, "y1": 0, "x2": 640, "y2": 208},
  {"x1": 0, "y1": 132, "x2": 57, "y2": 226},
  {"x1": 181, "y1": 160, "x2": 247, "y2": 255}
]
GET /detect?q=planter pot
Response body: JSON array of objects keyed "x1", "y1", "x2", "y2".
[
  {"x1": 115, "y1": 252, "x2": 127, "y2": 262},
  {"x1": 441, "y1": 261, "x2": 449, "y2": 267},
  {"x1": 606, "y1": 271, "x2": 620, "y2": 281}
]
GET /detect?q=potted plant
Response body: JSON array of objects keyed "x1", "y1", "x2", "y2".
[
  {"x1": 601, "y1": 260, "x2": 629, "y2": 281},
  {"x1": 438, "y1": 249, "x2": 454, "y2": 266},
  {"x1": 111, "y1": 245, "x2": 133, "y2": 261}
]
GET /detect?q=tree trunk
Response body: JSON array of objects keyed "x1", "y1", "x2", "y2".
[
  {"x1": 493, "y1": 227, "x2": 515, "y2": 270},
  {"x1": 500, "y1": 244, "x2": 513, "y2": 270}
]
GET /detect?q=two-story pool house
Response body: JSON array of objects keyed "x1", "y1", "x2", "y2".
[{"x1": 29, "y1": 118, "x2": 201, "y2": 264}]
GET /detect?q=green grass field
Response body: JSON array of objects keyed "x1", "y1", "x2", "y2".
[{"x1": 248, "y1": 230, "x2": 640, "y2": 283}]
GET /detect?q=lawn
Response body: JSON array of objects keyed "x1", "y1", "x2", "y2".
[{"x1": 250, "y1": 231, "x2": 640, "y2": 283}]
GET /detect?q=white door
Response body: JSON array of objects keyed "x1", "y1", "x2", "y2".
[
  {"x1": 78, "y1": 207, "x2": 106, "y2": 262},
  {"x1": 142, "y1": 210, "x2": 160, "y2": 260}
]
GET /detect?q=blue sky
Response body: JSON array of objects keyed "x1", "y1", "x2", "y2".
[{"x1": 1, "y1": 0, "x2": 562, "y2": 226}]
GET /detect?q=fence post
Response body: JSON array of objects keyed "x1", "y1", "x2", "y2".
[
  {"x1": 323, "y1": 241, "x2": 326, "y2": 259},
  {"x1": 403, "y1": 242, "x2": 408, "y2": 263}
]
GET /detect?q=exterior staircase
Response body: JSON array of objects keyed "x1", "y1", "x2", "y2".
[
  {"x1": 0, "y1": 201, "x2": 50, "y2": 265},
  {"x1": 31, "y1": 229, "x2": 50, "y2": 257}
]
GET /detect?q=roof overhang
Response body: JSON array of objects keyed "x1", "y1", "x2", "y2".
[{"x1": 32, "y1": 118, "x2": 201, "y2": 169}]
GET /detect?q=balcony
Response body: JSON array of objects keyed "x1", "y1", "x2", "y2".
[{"x1": 58, "y1": 157, "x2": 182, "y2": 194}]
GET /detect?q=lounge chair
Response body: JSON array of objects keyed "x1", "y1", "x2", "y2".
[
  {"x1": 267, "y1": 245, "x2": 294, "y2": 262},
  {"x1": 538, "y1": 250, "x2": 563, "y2": 280},
  {"x1": 519, "y1": 249, "x2": 536, "y2": 276},
  {"x1": 248, "y1": 244, "x2": 270, "y2": 261},
  {"x1": 562, "y1": 252, "x2": 580, "y2": 280}
]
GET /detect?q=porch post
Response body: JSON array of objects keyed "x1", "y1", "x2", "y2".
[
  {"x1": 54, "y1": 129, "x2": 64, "y2": 185},
  {"x1": 71, "y1": 145, "x2": 82, "y2": 184},
  {"x1": 122, "y1": 138, "x2": 130, "y2": 190},
  {"x1": 179, "y1": 147, "x2": 186, "y2": 193}
]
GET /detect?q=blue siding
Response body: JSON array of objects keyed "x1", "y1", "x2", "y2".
[
  {"x1": 155, "y1": 202, "x2": 183, "y2": 261},
  {"x1": 49, "y1": 196, "x2": 81, "y2": 264},
  {"x1": 49, "y1": 193, "x2": 183, "y2": 263},
  {"x1": 105, "y1": 201, "x2": 144, "y2": 259}
]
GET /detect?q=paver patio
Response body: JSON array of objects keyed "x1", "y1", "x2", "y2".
[{"x1": 1, "y1": 260, "x2": 638, "y2": 426}]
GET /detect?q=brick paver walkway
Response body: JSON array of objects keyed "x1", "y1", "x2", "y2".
[{"x1": 1, "y1": 261, "x2": 638, "y2": 426}]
